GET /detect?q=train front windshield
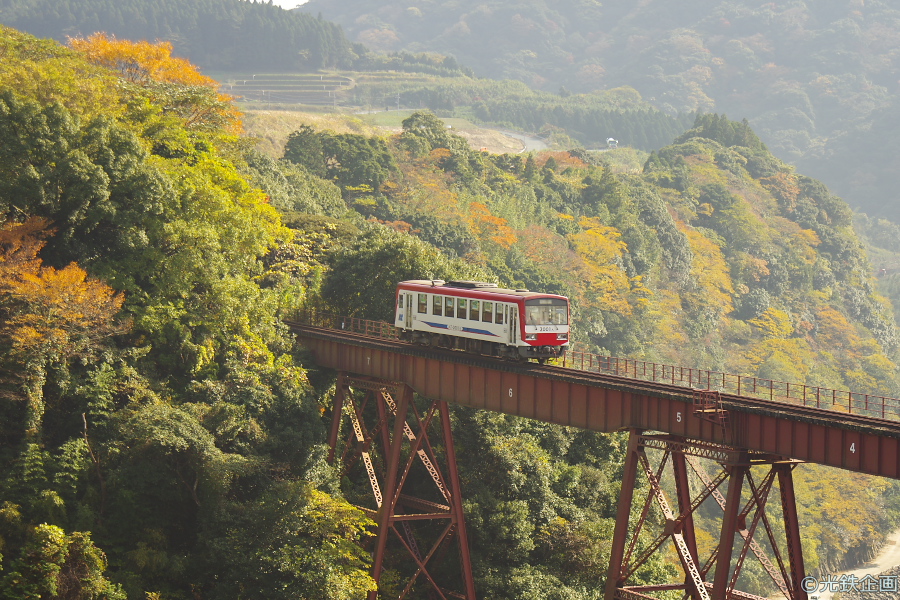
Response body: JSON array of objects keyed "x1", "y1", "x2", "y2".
[{"x1": 524, "y1": 298, "x2": 568, "y2": 326}]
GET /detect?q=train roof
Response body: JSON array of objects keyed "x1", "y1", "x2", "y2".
[{"x1": 398, "y1": 280, "x2": 568, "y2": 301}]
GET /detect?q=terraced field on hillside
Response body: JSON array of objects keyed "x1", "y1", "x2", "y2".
[
  {"x1": 217, "y1": 71, "x2": 443, "y2": 107},
  {"x1": 219, "y1": 73, "x2": 353, "y2": 105}
]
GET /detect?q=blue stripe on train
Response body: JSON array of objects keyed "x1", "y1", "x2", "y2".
[
  {"x1": 421, "y1": 321, "x2": 500, "y2": 337},
  {"x1": 463, "y1": 327, "x2": 500, "y2": 337}
]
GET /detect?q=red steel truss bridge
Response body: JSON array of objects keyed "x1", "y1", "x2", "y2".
[{"x1": 287, "y1": 313, "x2": 900, "y2": 600}]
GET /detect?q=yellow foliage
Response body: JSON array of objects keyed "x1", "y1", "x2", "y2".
[
  {"x1": 628, "y1": 275, "x2": 653, "y2": 309},
  {"x1": 0, "y1": 219, "x2": 125, "y2": 361},
  {"x1": 793, "y1": 464, "x2": 895, "y2": 573},
  {"x1": 0, "y1": 218, "x2": 47, "y2": 281},
  {"x1": 683, "y1": 227, "x2": 734, "y2": 315},
  {"x1": 739, "y1": 338, "x2": 815, "y2": 380},
  {"x1": 394, "y1": 162, "x2": 460, "y2": 217},
  {"x1": 574, "y1": 217, "x2": 625, "y2": 252},
  {"x1": 748, "y1": 307, "x2": 793, "y2": 339},
  {"x1": 6, "y1": 264, "x2": 125, "y2": 357},
  {"x1": 521, "y1": 221, "x2": 633, "y2": 315},
  {"x1": 799, "y1": 228, "x2": 821, "y2": 248},
  {"x1": 569, "y1": 217, "x2": 632, "y2": 315},
  {"x1": 683, "y1": 153, "x2": 727, "y2": 186},
  {"x1": 814, "y1": 305, "x2": 861, "y2": 350},
  {"x1": 645, "y1": 290, "x2": 688, "y2": 357},
  {"x1": 0, "y1": 27, "x2": 123, "y2": 123},
  {"x1": 766, "y1": 217, "x2": 821, "y2": 266},
  {"x1": 429, "y1": 147, "x2": 452, "y2": 161}
]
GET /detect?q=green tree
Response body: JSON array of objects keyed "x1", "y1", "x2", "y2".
[
  {"x1": 399, "y1": 110, "x2": 453, "y2": 155},
  {"x1": 0, "y1": 524, "x2": 124, "y2": 600},
  {"x1": 320, "y1": 225, "x2": 489, "y2": 321},
  {"x1": 199, "y1": 482, "x2": 375, "y2": 600},
  {"x1": 282, "y1": 125, "x2": 326, "y2": 178}
]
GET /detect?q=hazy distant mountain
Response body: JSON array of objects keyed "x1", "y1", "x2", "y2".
[{"x1": 299, "y1": 0, "x2": 900, "y2": 220}]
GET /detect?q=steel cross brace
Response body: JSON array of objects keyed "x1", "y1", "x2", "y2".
[
  {"x1": 605, "y1": 430, "x2": 808, "y2": 600},
  {"x1": 686, "y1": 456, "x2": 791, "y2": 597},
  {"x1": 328, "y1": 373, "x2": 476, "y2": 600}
]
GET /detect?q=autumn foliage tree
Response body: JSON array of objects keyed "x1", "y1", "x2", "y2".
[
  {"x1": 69, "y1": 33, "x2": 216, "y2": 87},
  {"x1": 69, "y1": 33, "x2": 242, "y2": 133},
  {"x1": 0, "y1": 218, "x2": 124, "y2": 436}
]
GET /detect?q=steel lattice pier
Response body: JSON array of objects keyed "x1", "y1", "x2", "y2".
[
  {"x1": 328, "y1": 373, "x2": 476, "y2": 600},
  {"x1": 605, "y1": 430, "x2": 806, "y2": 600}
]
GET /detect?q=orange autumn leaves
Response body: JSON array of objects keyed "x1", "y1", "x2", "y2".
[
  {"x1": 0, "y1": 218, "x2": 124, "y2": 362},
  {"x1": 69, "y1": 33, "x2": 217, "y2": 87},
  {"x1": 524, "y1": 216, "x2": 642, "y2": 315},
  {"x1": 68, "y1": 33, "x2": 242, "y2": 134},
  {"x1": 467, "y1": 202, "x2": 517, "y2": 249}
]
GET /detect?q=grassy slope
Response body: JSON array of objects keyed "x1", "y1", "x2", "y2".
[{"x1": 243, "y1": 108, "x2": 535, "y2": 156}]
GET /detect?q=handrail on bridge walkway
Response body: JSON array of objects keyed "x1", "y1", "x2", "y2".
[{"x1": 291, "y1": 310, "x2": 900, "y2": 423}]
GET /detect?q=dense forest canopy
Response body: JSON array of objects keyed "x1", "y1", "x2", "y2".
[{"x1": 2, "y1": 23, "x2": 900, "y2": 600}]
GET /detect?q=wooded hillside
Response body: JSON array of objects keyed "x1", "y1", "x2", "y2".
[
  {"x1": 299, "y1": 0, "x2": 900, "y2": 221},
  {"x1": 6, "y1": 0, "x2": 900, "y2": 221},
  {"x1": 1, "y1": 25, "x2": 899, "y2": 600}
]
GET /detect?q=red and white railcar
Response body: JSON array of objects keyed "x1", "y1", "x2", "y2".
[{"x1": 395, "y1": 280, "x2": 569, "y2": 362}]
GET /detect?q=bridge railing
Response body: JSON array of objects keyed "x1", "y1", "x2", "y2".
[
  {"x1": 290, "y1": 310, "x2": 900, "y2": 421},
  {"x1": 295, "y1": 310, "x2": 400, "y2": 340},
  {"x1": 561, "y1": 351, "x2": 900, "y2": 421}
]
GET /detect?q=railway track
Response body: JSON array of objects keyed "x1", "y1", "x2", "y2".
[{"x1": 287, "y1": 320, "x2": 900, "y2": 440}]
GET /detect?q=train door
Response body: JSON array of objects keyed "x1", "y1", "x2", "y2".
[
  {"x1": 509, "y1": 306, "x2": 518, "y2": 344},
  {"x1": 405, "y1": 293, "x2": 413, "y2": 329}
]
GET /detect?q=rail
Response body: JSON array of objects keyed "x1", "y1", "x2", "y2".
[{"x1": 291, "y1": 311, "x2": 900, "y2": 421}]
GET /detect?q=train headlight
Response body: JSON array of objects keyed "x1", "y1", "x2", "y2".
[
  {"x1": 557, "y1": 333, "x2": 568, "y2": 340},
  {"x1": 525, "y1": 333, "x2": 537, "y2": 341}
]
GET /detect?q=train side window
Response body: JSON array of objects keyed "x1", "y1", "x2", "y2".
[
  {"x1": 398, "y1": 294, "x2": 403, "y2": 309},
  {"x1": 496, "y1": 303, "x2": 504, "y2": 324},
  {"x1": 418, "y1": 293, "x2": 428, "y2": 314},
  {"x1": 433, "y1": 295, "x2": 443, "y2": 316},
  {"x1": 483, "y1": 301, "x2": 493, "y2": 322},
  {"x1": 470, "y1": 300, "x2": 479, "y2": 320},
  {"x1": 445, "y1": 296, "x2": 454, "y2": 317},
  {"x1": 457, "y1": 298, "x2": 467, "y2": 319}
]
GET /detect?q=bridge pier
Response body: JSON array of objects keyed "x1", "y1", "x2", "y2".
[
  {"x1": 328, "y1": 373, "x2": 477, "y2": 600},
  {"x1": 605, "y1": 429, "x2": 808, "y2": 600}
]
